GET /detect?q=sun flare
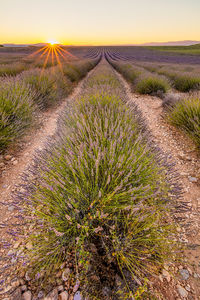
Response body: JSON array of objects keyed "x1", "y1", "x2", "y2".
[
  {"x1": 27, "y1": 40, "x2": 77, "y2": 75},
  {"x1": 48, "y1": 40, "x2": 58, "y2": 46}
]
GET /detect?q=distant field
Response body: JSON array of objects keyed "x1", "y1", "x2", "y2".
[{"x1": 146, "y1": 44, "x2": 200, "y2": 55}]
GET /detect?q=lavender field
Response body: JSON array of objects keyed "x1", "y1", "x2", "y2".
[{"x1": 0, "y1": 45, "x2": 200, "y2": 300}]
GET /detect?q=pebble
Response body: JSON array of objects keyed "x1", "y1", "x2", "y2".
[
  {"x1": 188, "y1": 176, "x2": 198, "y2": 183},
  {"x1": 11, "y1": 280, "x2": 20, "y2": 288},
  {"x1": 73, "y1": 291, "x2": 81, "y2": 300},
  {"x1": 8, "y1": 206, "x2": 15, "y2": 212},
  {"x1": 4, "y1": 155, "x2": 12, "y2": 161},
  {"x1": 73, "y1": 280, "x2": 80, "y2": 293},
  {"x1": 177, "y1": 285, "x2": 188, "y2": 298},
  {"x1": 37, "y1": 291, "x2": 44, "y2": 298},
  {"x1": 0, "y1": 162, "x2": 5, "y2": 167},
  {"x1": 14, "y1": 241, "x2": 22, "y2": 249},
  {"x1": 58, "y1": 291, "x2": 69, "y2": 300},
  {"x1": 11, "y1": 287, "x2": 22, "y2": 300},
  {"x1": 13, "y1": 160, "x2": 18, "y2": 166},
  {"x1": 44, "y1": 288, "x2": 58, "y2": 300},
  {"x1": 22, "y1": 291, "x2": 32, "y2": 300},
  {"x1": 25, "y1": 272, "x2": 31, "y2": 281},
  {"x1": 162, "y1": 269, "x2": 171, "y2": 282},
  {"x1": 25, "y1": 242, "x2": 33, "y2": 250},
  {"x1": 179, "y1": 269, "x2": 190, "y2": 280},
  {"x1": 185, "y1": 284, "x2": 191, "y2": 292},
  {"x1": 21, "y1": 285, "x2": 27, "y2": 292},
  {"x1": 62, "y1": 268, "x2": 71, "y2": 281},
  {"x1": 57, "y1": 285, "x2": 64, "y2": 292}
]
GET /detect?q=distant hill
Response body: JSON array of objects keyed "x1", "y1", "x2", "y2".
[
  {"x1": 3, "y1": 43, "x2": 30, "y2": 47},
  {"x1": 140, "y1": 40, "x2": 200, "y2": 46}
]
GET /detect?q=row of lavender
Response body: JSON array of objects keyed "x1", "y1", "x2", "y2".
[
  {"x1": 15, "y1": 61, "x2": 180, "y2": 299},
  {"x1": 105, "y1": 52, "x2": 200, "y2": 147},
  {"x1": 105, "y1": 49, "x2": 200, "y2": 93},
  {"x1": 0, "y1": 58, "x2": 100, "y2": 152}
]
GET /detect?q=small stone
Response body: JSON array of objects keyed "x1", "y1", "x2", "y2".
[
  {"x1": 25, "y1": 242, "x2": 33, "y2": 250},
  {"x1": 0, "y1": 162, "x2": 5, "y2": 167},
  {"x1": 19, "y1": 279, "x2": 25, "y2": 285},
  {"x1": 102, "y1": 286, "x2": 111, "y2": 297},
  {"x1": 4, "y1": 155, "x2": 12, "y2": 161},
  {"x1": 4, "y1": 285, "x2": 13, "y2": 293},
  {"x1": 44, "y1": 288, "x2": 58, "y2": 300},
  {"x1": 37, "y1": 291, "x2": 44, "y2": 298},
  {"x1": 25, "y1": 272, "x2": 31, "y2": 281},
  {"x1": 73, "y1": 280, "x2": 80, "y2": 293},
  {"x1": 22, "y1": 291, "x2": 32, "y2": 300},
  {"x1": 177, "y1": 285, "x2": 188, "y2": 298},
  {"x1": 185, "y1": 285, "x2": 191, "y2": 292},
  {"x1": 8, "y1": 206, "x2": 15, "y2": 212},
  {"x1": 13, "y1": 160, "x2": 18, "y2": 166},
  {"x1": 11, "y1": 287, "x2": 22, "y2": 300},
  {"x1": 58, "y1": 291, "x2": 69, "y2": 300},
  {"x1": 14, "y1": 241, "x2": 21, "y2": 249},
  {"x1": 188, "y1": 176, "x2": 198, "y2": 183},
  {"x1": 62, "y1": 268, "x2": 71, "y2": 281},
  {"x1": 21, "y1": 285, "x2": 27, "y2": 292},
  {"x1": 11, "y1": 280, "x2": 20, "y2": 288},
  {"x1": 180, "y1": 172, "x2": 187, "y2": 177},
  {"x1": 162, "y1": 269, "x2": 171, "y2": 282},
  {"x1": 179, "y1": 269, "x2": 190, "y2": 280},
  {"x1": 73, "y1": 291, "x2": 81, "y2": 300},
  {"x1": 57, "y1": 285, "x2": 64, "y2": 292}
]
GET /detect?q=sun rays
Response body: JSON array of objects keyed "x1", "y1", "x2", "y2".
[{"x1": 27, "y1": 42, "x2": 77, "y2": 74}]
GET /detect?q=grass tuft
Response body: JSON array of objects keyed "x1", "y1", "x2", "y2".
[
  {"x1": 172, "y1": 75, "x2": 200, "y2": 92},
  {"x1": 167, "y1": 95, "x2": 200, "y2": 146},
  {"x1": 0, "y1": 78, "x2": 35, "y2": 151},
  {"x1": 136, "y1": 76, "x2": 169, "y2": 95}
]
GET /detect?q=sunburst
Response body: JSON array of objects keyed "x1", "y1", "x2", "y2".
[{"x1": 27, "y1": 40, "x2": 77, "y2": 74}]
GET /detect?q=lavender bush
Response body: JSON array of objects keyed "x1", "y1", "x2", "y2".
[
  {"x1": 0, "y1": 78, "x2": 35, "y2": 151},
  {"x1": 22, "y1": 63, "x2": 178, "y2": 299},
  {"x1": 0, "y1": 62, "x2": 28, "y2": 76},
  {"x1": 167, "y1": 94, "x2": 200, "y2": 146}
]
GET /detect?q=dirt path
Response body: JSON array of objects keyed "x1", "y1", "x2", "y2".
[
  {"x1": 0, "y1": 71, "x2": 93, "y2": 298},
  {"x1": 116, "y1": 71, "x2": 200, "y2": 299}
]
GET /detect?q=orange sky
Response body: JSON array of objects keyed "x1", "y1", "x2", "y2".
[{"x1": 0, "y1": 0, "x2": 199, "y2": 45}]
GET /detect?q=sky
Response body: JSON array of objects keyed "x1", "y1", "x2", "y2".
[{"x1": 0, "y1": 0, "x2": 199, "y2": 45}]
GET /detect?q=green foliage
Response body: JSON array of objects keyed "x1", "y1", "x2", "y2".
[
  {"x1": 62, "y1": 60, "x2": 96, "y2": 82},
  {"x1": 167, "y1": 96, "x2": 200, "y2": 146},
  {"x1": 0, "y1": 78, "x2": 35, "y2": 151},
  {"x1": 172, "y1": 75, "x2": 200, "y2": 92},
  {"x1": 0, "y1": 59, "x2": 98, "y2": 151},
  {"x1": 111, "y1": 62, "x2": 140, "y2": 83},
  {"x1": 0, "y1": 62, "x2": 27, "y2": 76},
  {"x1": 24, "y1": 64, "x2": 177, "y2": 298},
  {"x1": 136, "y1": 76, "x2": 169, "y2": 95},
  {"x1": 145, "y1": 44, "x2": 200, "y2": 55},
  {"x1": 62, "y1": 64, "x2": 82, "y2": 82},
  {"x1": 109, "y1": 60, "x2": 169, "y2": 96},
  {"x1": 19, "y1": 69, "x2": 59, "y2": 110}
]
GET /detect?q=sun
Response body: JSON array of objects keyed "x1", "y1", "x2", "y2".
[{"x1": 48, "y1": 39, "x2": 58, "y2": 46}]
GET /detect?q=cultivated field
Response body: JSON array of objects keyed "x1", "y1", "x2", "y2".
[{"x1": 0, "y1": 45, "x2": 200, "y2": 300}]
